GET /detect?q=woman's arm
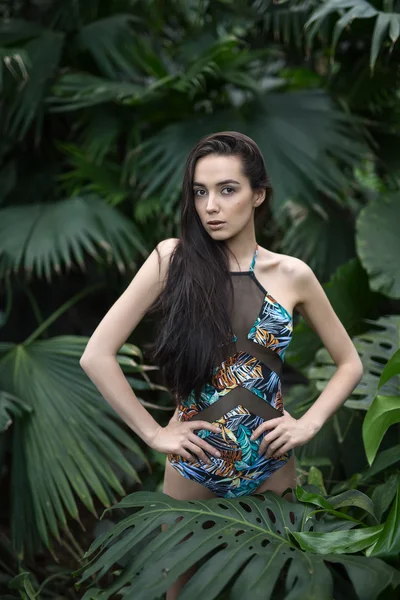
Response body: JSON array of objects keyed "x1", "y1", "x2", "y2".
[
  {"x1": 80, "y1": 237, "x2": 179, "y2": 446},
  {"x1": 250, "y1": 258, "x2": 364, "y2": 459},
  {"x1": 293, "y1": 260, "x2": 364, "y2": 434}
]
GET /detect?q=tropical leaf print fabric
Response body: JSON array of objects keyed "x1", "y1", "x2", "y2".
[
  {"x1": 167, "y1": 244, "x2": 294, "y2": 497},
  {"x1": 169, "y1": 405, "x2": 291, "y2": 498},
  {"x1": 248, "y1": 293, "x2": 293, "y2": 359}
]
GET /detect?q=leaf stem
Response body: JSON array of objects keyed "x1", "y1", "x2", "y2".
[{"x1": 22, "y1": 283, "x2": 103, "y2": 346}]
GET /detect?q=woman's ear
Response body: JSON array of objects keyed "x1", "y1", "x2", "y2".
[{"x1": 254, "y1": 190, "x2": 266, "y2": 207}]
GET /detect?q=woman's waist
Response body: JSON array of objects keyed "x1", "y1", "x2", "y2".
[{"x1": 181, "y1": 379, "x2": 284, "y2": 422}]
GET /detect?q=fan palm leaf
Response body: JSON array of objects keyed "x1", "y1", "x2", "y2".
[
  {"x1": 136, "y1": 90, "x2": 368, "y2": 214},
  {"x1": 305, "y1": 0, "x2": 400, "y2": 71},
  {"x1": 0, "y1": 195, "x2": 148, "y2": 281},
  {"x1": 4, "y1": 30, "x2": 64, "y2": 139},
  {"x1": 77, "y1": 15, "x2": 142, "y2": 80},
  {"x1": 0, "y1": 333, "x2": 153, "y2": 556}
]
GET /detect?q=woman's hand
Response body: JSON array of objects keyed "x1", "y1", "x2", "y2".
[
  {"x1": 150, "y1": 410, "x2": 222, "y2": 465},
  {"x1": 250, "y1": 409, "x2": 318, "y2": 459}
]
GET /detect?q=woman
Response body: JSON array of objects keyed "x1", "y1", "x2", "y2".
[{"x1": 80, "y1": 131, "x2": 363, "y2": 598}]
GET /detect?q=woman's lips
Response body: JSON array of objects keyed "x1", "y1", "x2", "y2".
[{"x1": 208, "y1": 222, "x2": 226, "y2": 229}]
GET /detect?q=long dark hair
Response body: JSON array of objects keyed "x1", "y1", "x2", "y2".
[{"x1": 148, "y1": 131, "x2": 272, "y2": 405}]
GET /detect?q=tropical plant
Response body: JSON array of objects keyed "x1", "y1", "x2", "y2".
[
  {"x1": 305, "y1": 0, "x2": 400, "y2": 71},
  {"x1": 0, "y1": 287, "x2": 165, "y2": 556},
  {"x1": 1, "y1": 0, "x2": 400, "y2": 595},
  {"x1": 74, "y1": 485, "x2": 400, "y2": 599}
]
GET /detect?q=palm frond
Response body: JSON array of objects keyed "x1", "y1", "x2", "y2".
[
  {"x1": 305, "y1": 0, "x2": 400, "y2": 71},
  {"x1": 0, "y1": 335, "x2": 152, "y2": 555},
  {"x1": 5, "y1": 30, "x2": 64, "y2": 139},
  {"x1": 279, "y1": 198, "x2": 356, "y2": 281},
  {"x1": 77, "y1": 15, "x2": 142, "y2": 80},
  {"x1": 255, "y1": 0, "x2": 318, "y2": 48},
  {"x1": 77, "y1": 108, "x2": 122, "y2": 164},
  {"x1": 136, "y1": 89, "x2": 368, "y2": 215},
  {"x1": 0, "y1": 390, "x2": 32, "y2": 432},
  {"x1": 0, "y1": 195, "x2": 148, "y2": 281},
  {"x1": 48, "y1": 73, "x2": 143, "y2": 111},
  {"x1": 0, "y1": 18, "x2": 43, "y2": 45},
  {"x1": 57, "y1": 142, "x2": 127, "y2": 204}
]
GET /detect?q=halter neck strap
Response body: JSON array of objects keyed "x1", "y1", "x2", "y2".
[{"x1": 249, "y1": 243, "x2": 259, "y2": 272}]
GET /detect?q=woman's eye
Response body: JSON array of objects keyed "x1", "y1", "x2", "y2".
[{"x1": 194, "y1": 187, "x2": 235, "y2": 196}]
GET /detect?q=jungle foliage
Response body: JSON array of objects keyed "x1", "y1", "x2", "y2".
[{"x1": 0, "y1": 0, "x2": 400, "y2": 598}]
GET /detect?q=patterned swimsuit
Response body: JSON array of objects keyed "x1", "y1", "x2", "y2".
[{"x1": 167, "y1": 244, "x2": 294, "y2": 498}]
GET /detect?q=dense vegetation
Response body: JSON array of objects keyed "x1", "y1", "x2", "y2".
[{"x1": 0, "y1": 1, "x2": 399, "y2": 598}]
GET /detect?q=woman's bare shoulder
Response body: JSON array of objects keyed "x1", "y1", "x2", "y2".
[
  {"x1": 260, "y1": 247, "x2": 311, "y2": 279},
  {"x1": 155, "y1": 237, "x2": 180, "y2": 279}
]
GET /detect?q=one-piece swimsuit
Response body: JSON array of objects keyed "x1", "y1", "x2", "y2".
[{"x1": 167, "y1": 243, "x2": 294, "y2": 498}]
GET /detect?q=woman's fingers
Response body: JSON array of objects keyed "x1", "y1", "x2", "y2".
[
  {"x1": 185, "y1": 441, "x2": 211, "y2": 464},
  {"x1": 258, "y1": 432, "x2": 279, "y2": 455},
  {"x1": 263, "y1": 438, "x2": 287, "y2": 459},
  {"x1": 188, "y1": 432, "x2": 221, "y2": 459},
  {"x1": 189, "y1": 420, "x2": 221, "y2": 433}
]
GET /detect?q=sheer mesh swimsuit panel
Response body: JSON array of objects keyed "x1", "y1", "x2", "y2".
[{"x1": 167, "y1": 244, "x2": 294, "y2": 498}]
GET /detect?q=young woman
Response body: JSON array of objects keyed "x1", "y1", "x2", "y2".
[{"x1": 80, "y1": 131, "x2": 363, "y2": 598}]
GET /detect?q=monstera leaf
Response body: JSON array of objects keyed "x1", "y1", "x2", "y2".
[
  {"x1": 356, "y1": 192, "x2": 400, "y2": 299},
  {"x1": 75, "y1": 489, "x2": 400, "y2": 600},
  {"x1": 308, "y1": 316, "x2": 400, "y2": 409}
]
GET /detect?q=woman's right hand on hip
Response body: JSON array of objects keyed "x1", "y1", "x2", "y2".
[{"x1": 150, "y1": 411, "x2": 222, "y2": 465}]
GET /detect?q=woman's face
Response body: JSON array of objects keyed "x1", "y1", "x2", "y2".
[{"x1": 193, "y1": 154, "x2": 263, "y2": 239}]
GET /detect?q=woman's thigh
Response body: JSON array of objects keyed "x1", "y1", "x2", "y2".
[
  {"x1": 252, "y1": 451, "x2": 297, "y2": 501},
  {"x1": 163, "y1": 457, "x2": 217, "y2": 501}
]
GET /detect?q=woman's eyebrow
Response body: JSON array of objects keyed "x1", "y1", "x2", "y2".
[{"x1": 193, "y1": 179, "x2": 240, "y2": 187}]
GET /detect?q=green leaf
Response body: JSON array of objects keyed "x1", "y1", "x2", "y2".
[
  {"x1": 75, "y1": 490, "x2": 400, "y2": 599},
  {"x1": 137, "y1": 90, "x2": 367, "y2": 216},
  {"x1": 78, "y1": 15, "x2": 141, "y2": 80},
  {"x1": 360, "y1": 444, "x2": 400, "y2": 482},
  {"x1": 310, "y1": 316, "x2": 400, "y2": 409},
  {"x1": 371, "y1": 13, "x2": 391, "y2": 71},
  {"x1": 307, "y1": 465, "x2": 327, "y2": 496},
  {"x1": 0, "y1": 336, "x2": 151, "y2": 554},
  {"x1": 49, "y1": 73, "x2": 143, "y2": 111},
  {"x1": 367, "y1": 482, "x2": 400, "y2": 557},
  {"x1": 362, "y1": 394, "x2": 400, "y2": 465},
  {"x1": 8, "y1": 571, "x2": 37, "y2": 598},
  {"x1": 305, "y1": 0, "x2": 400, "y2": 71},
  {"x1": 297, "y1": 486, "x2": 377, "y2": 521},
  {"x1": 293, "y1": 524, "x2": 383, "y2": 554},
  {"x1": 5, "y1": 31, "x2": 64, "y2": 139},
  {"x1": 280, "y1": 199, "x2": 357, "y2": 282},
  {"x1": 356, "y1": 192, "x2": 400, "y2": 298},
  {"x1": 0, "y1": 195, "x2": 148, "y2": 280},
  {"x1": 0, "y1": 390, "x2": 32, "y2": 432},
  {"x1": 370, "y1": 473, "x2": 400, "y2": 523},
  {"x1": 379, "y1": 347, "x2": 400, "y2": 388}
]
